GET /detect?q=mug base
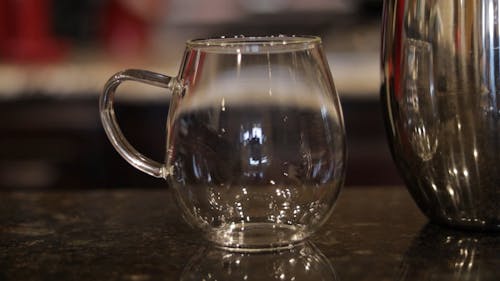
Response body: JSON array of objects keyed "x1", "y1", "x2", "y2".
[{"x1": 206, "y1": 222, "x2": 309, "y2": 252}]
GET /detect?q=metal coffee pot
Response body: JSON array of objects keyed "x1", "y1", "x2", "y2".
[{"x1": 381, "y1": 0, "x2": 499, "y2": 230}]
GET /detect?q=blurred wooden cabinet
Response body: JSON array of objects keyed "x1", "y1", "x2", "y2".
[
  {"x1": 0, "y1": 96, "x2": 401, "y2": 189},
  {"x1": 0, "y1": 98, "x2": 167, "y2": 189}
]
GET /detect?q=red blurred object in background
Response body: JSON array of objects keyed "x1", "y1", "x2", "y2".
[
  {"x1": 100, "y1": 0, "x2": 149, "y2": 59},
  {"x1": 0, "y1": 0, "x2": 68, "y2": 63},
  {"x1": 100, "y1": 0, "x2": 167, "y2": 59}
]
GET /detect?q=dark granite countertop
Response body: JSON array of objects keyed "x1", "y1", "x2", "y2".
[{"x1": 1, "y1": 186, "x2": 498, "y2": 280}]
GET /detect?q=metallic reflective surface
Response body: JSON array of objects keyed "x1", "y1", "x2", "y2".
[
  {"x1": 398, "y1": 224, "x2": 499, "y2": 280},
  {"x1": 180, "y1": 241, "x2": 337, "y2": 281},
  {"x1": 382, "y1": 0, "x2": 500, "y2": 230}
]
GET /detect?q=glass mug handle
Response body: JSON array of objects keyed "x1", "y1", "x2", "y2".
[{"x1": 99, "y1": 69, "x2": 172, "y2": 178}]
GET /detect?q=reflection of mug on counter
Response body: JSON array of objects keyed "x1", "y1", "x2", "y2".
[
  {"x1": 181, "y1": 241, "x2": 338, "y2": 281},
  {"x1": 397, "y1": 224, "x2": 499, "y2": 280},
  {"x1": 100, "y1": 36, "x2": 346, "y2": 251}
]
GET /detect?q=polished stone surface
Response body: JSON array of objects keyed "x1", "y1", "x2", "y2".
[{"x1": 0, "y1": 186, "x2": 498, "y2": 280}]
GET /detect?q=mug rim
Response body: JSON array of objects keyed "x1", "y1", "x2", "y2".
[{"x1": 186, "y1": 35, "x2": 321, "y2": 53}]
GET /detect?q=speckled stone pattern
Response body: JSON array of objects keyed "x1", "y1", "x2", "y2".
[{"x1": 1, "y1": 187, "x2": 499, "y2": 280}]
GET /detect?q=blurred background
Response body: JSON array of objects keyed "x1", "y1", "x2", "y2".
[{"x1": 0, "y1": 0, "x2": 402, "y2": 190}]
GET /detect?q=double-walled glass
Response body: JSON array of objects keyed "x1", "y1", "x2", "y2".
[{"x1": 100, "y1": 36, "x2": 346, "y2": 250}]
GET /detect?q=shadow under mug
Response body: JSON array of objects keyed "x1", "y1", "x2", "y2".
[{"x1": 100, "y1": 36, "x2": 346, "y2": 251}]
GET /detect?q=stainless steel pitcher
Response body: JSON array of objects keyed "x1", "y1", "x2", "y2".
[{"x1": 381, "y1": 0, "x2": 499, "y2": 230}]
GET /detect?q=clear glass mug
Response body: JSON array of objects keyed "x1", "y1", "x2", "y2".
[{"x1": 100, "y1": 36, "x2": 346, "y2": 251}]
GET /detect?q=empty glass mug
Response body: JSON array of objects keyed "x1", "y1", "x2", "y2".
[
  {"x1": 382, "y1": 0, "x2": 500, "y2": 230},
  {"x1": 100, "y1": 36, "x2": 346, "y2": 251}
]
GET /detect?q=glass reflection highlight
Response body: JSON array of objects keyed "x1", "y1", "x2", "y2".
[
  {"x1": 398, "y1": 224, "x2": 499, "y2": 280},
  {"x1": 181, "y1": 241, "x2": 338, "y2": 281}
]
